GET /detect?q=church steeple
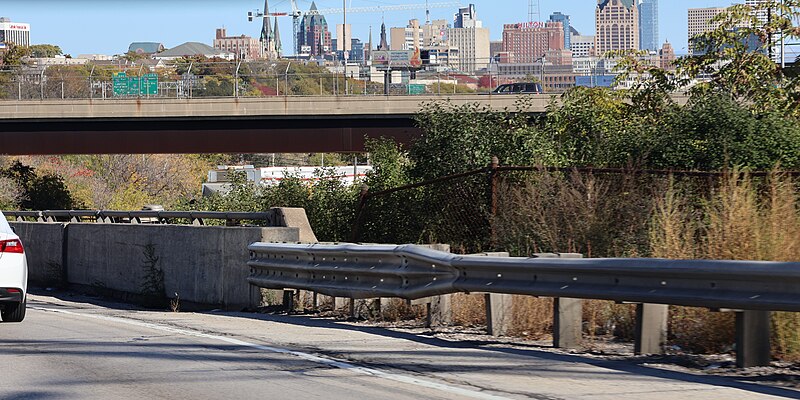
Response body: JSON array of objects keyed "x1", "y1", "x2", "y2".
[
  {"x1": 274, "y1": 16, "x2": 282, "y2": 57},
  {"x1": 260, "y1": 0, "x2": 278, "y2": 59},
  {"x1": 366, "y1": 25, "x2": 373, "y2": 60},
  {"x1": 378, "y1": 22, "x2": 389, "y2": 51}
]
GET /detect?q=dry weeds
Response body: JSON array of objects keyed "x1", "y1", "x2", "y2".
[{"x1": 652, "y1": 170, "x2": 800, "y2": 360}]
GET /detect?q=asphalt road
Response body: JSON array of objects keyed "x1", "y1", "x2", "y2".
[{"x1": 1, "y1": 294, "x2": 797, "y2": 400}]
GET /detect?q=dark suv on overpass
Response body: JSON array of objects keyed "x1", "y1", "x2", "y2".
[{"x1": 491, "y1": 82, "x2": 543, "y2": 94}]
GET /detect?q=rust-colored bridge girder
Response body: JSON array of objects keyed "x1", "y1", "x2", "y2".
[{"x1": 0, "y1": 116, "x2": 420, "y2": 155}]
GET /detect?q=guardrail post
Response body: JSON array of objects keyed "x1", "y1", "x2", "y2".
[
  {"x1": 282, "y1": 289, "x2": 295, "y2": 312},
  {"x1": 485, "y1": 293, "x2": 513, "y2": 336},
  {"x1": 430, "y1": 295, "x2": 452, "y2": 326},
  {"x1": 413, "y1": 295, "x2": 453, "y2": 327},
  {"x1": 736, "y1": 310, "x2": 772, "y2": 367},
  {"x1": 634, "y1": 303, "x2": 669, "y2": 355},
  {"x1": 553, "y1": 297, "x2": 583, "y2": 349},
  {"x1": 551, "y1": 253, "x2": 584, "y2": 349},
  {"x1": 475, "y1": 250, "x2": 513, "y2": 336},
  {"x1": 334, "y1": 297, "x2": 350, "y2": 312}
]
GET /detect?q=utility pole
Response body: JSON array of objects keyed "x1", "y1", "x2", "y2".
[
  {"x1": 780, "y1": 0, "x2": 786, "y2": 68},
  {"x1": 344, "y1": 0, "x2": 348, "y2": 95}
]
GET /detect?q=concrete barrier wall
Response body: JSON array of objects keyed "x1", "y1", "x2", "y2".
[
  {"x1": 10, "y1": 222, "x2": 65, "y2": 286},
  {"x1": 10, "y1": 222, "x2": 300, "y2": 309}
]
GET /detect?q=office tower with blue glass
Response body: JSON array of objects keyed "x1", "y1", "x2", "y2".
[{"x1": 638, "y1": 0, "x2": 659, "y2": 52}]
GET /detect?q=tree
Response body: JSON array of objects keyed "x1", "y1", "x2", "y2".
[
  {"x1": 0, "y1": 161, "x2": 79, "y2": 210},
  {"x1": 28, "y1": 44, "x2": 62, "y2": 58},
  {"x1": 410, "y1": 99, "x2": 561, "y2": 181},
  {"x1": 1, "y1": 43, "x2": 29, "y2": 68},
  {"x1": 619, "y1": 1, "x2": 800, "y2": 117}
]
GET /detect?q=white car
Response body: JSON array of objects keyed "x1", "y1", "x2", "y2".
[{"x1": 0, "y1": 212, "x2": 27, "y2": 322}]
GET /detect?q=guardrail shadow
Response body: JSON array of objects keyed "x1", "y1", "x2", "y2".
[{"x1": 215, "y1": 310, "x2": 800, "y2": 399}]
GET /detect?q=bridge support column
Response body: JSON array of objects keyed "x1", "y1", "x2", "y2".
[
  {"x1": 553, "y1": 298, "x2": 582, "y2": 349},
  {"x1": 736, "y1": 310, "x2": 772, "y2": 367},
  {"x1": 634, "y1": 303, "x2": 668, "y2": 355}
]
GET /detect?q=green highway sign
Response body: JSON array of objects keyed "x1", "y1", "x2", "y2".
[
  {"x1": 407, "y1": 84, "x2": 426, "y2": 95},
  {"x1": 113, "y1": 72, "x2": 158, "y2": 97}
]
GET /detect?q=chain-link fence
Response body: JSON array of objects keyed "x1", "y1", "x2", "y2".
[
  {"x1": 352, "y1": 163, "x2": 800, "y2": 256},
  {"x1": 352, "y1": 167, "x2": 493, "y2": 252},
  {"x1": 0, "y1": 58, "x2": 568, "y2": 100}
]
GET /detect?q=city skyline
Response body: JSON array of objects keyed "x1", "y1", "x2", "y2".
[{"x1": 3, "y1": 0, "x2": 736, "y2": 56}]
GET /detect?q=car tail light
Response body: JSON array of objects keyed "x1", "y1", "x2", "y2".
[{"x1": 0, "y1": 239, "x2": 24, "y2": 254}]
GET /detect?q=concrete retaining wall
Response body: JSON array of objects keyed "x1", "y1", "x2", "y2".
[
  {"x1": 10, "y1": 222, "x2": 300, "y2": 309},
  {"x1": 10, "y1": 222, "x2": 65, "y2": 286}
]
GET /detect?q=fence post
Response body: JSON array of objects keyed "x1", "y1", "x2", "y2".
[
  {"x1": 736, "y1": 310, "x2": 772, "y2": 367},
  {"x1": 350, "y1": 184, "x2": 370, "y2": 242},
  {"x1": 488, "y1": 156, "x2": 500, "y2": 250}
]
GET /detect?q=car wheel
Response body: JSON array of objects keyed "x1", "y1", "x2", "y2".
[{"x1": 1, "y1": 297, "x2": 26, "y2": 323}]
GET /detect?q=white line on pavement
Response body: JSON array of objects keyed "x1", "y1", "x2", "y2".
[{"x1": 31, "y1": 306, "x2": 512, "y2": 400}]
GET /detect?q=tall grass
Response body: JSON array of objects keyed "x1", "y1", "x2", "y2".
[{"x1": 652, "y1": 170, "x2": 800, "y2": 360}]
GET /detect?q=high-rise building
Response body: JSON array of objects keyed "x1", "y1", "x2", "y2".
[
  {"x1": 448, "y1": 4, "x2": 489, "y2": 73},
  {"x1": 638, "y1": 0, "x2": 659, "y2": 52},
  {"x1": 214, "y1": 28, "x2": 261, "y2": 60},
  {"x1": 490, "y1": 40, "x2": 503, "y2": 58},
  {"x1": 549, "y1": 12, "x2": 571, "y2": 49},
  {"x1": 350, "y1": 38, "x2": 365, "y2": 62},
  {"x1": 454, "y1": 4, "x2": 481, "y2": 29},
  {"x1": 745, "y1": 0, "x2": 769, "y2": 25},
  {"x1": 687, "y1": 7, "x2": 725, "y2": 55},
  {"x1": 390, "y1": 19, "x2": 423, "y2": 51},
  {"x1": 595, "y1": 0, "x2": 639, "y2": 55},
  {"x1": 659, "y1": 41, "x2": 676, "y2": 69},
  {"x1": 422, "y1": 19, "x2": 450, "y2": 47},
  {"x1": 570, "y1": 33, "x2": 596, "y2": 58},
  {"x1": 745, "y1": 0, "x2": 780, "y2": 61},
  {"x1": 502, "y1": 22, "x2": 565, "y2": 64},
  {"x1": 0, "y1": 17, "x2": 30, "y2": 47},
  {"x1": 298, "y1": 2, "x2": 332, "y2": 56}
]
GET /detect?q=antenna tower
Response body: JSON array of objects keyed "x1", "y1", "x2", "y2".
[
  {"x1": 426, "y1": 0, "x2": 431, "y2": 24},
  {"x1": 528, "y1": 0, "x2": 541, "y2": 23}
]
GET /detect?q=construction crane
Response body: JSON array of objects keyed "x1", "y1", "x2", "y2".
[{"x1": 249, "y1": 1, "x2": 461, "y2": 55}]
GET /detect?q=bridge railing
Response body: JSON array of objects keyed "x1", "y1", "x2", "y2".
[
  {"x1": 0, "y1": 58, "x2": 574, "y2": 100},
  {"x1": 3, "y1": 209, "x2": 278, "y2": 226}
]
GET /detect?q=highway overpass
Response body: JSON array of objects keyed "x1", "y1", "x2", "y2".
[{"x1": 0, "y1": 95, "x2": 550, "y2": 155}]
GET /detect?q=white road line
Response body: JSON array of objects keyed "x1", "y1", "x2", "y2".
[{"x1": 31, "y1": 306, "x2": 512, "y2": 400}]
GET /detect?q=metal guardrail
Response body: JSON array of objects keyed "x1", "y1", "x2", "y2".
[
  {"x1": 248, "y1": 243, "x2": 800, "y2": 312},
  {"x1": 4, "y1": 210, "x2": 277, "y2": 226}
]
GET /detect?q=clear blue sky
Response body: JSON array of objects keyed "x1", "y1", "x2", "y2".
[{"x1": 3, "y1": 0, "x2": 735, "y2": 56}]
